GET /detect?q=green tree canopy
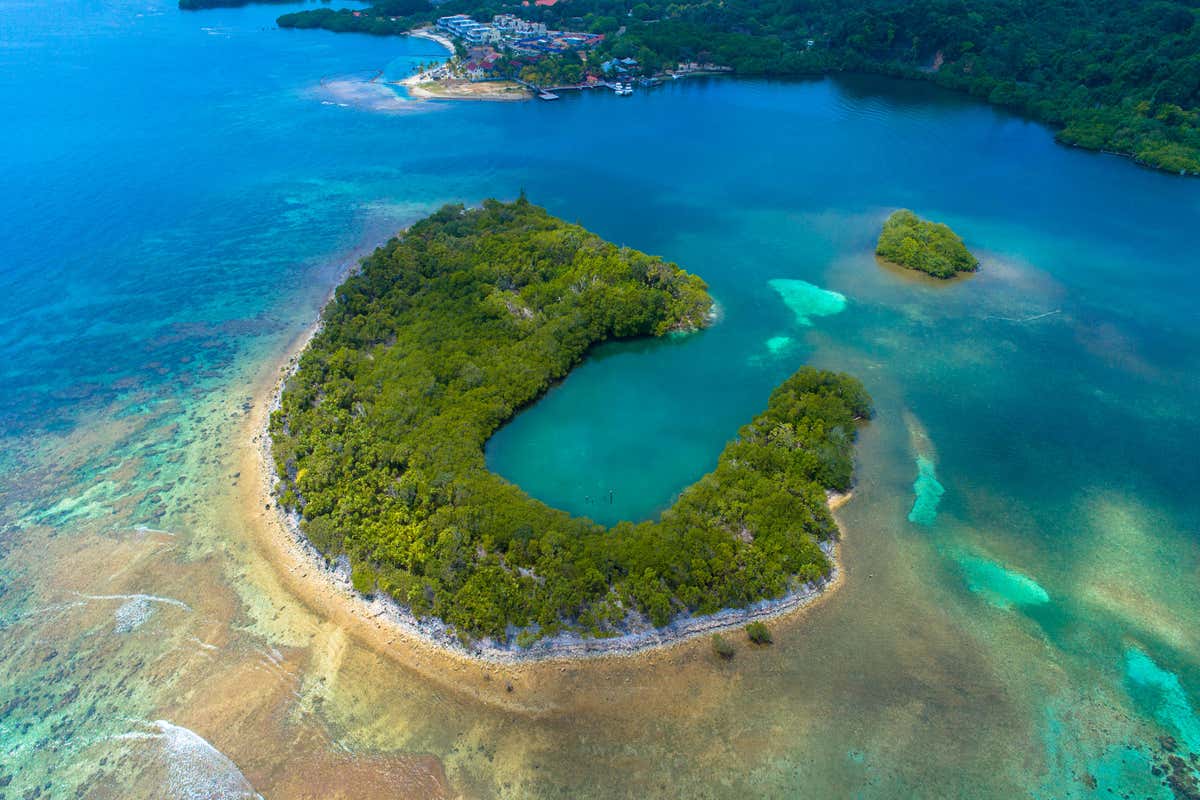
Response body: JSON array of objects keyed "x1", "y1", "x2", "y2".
[{"x1": 876, "y1": 209, "x2": 979, "y2": 279}]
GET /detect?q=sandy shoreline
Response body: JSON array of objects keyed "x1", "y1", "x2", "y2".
[
  {"x1": 242, "y1": 244, "x2": 853, "y2": 666},
  {"x1": 402, "y1": 78, "x2": 532, "y2": 102},
  {"x1": 407, "y1": 27, "x2": 455, "y2": 54}
]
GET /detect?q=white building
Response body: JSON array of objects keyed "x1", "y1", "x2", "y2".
[
  {"x1": 436, "y1": 14, "x2": 472, "y2": 34},
  {"x1": 493, "y1": 14, "x2": 547, "y2": 37},
  {"x1": 436, "y1": 15, "x2": 502, "y2": 44}
]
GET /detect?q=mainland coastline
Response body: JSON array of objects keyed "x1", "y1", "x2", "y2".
[
  {"x1": 245, "y1": 221, "x2": 859, "y2": 666},
  {"x1": 276, "y1": 0, "x2": 1200, "y2": 176}
]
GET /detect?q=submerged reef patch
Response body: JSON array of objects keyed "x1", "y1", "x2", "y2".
[
  {"x1": 766, "y1": 335, "x2": 793, "y2": 354},
  {"x1": 768, "y1": 279, "x2": 847, "y2": 326},
  {"x1": 907, "y1": 455, "x2": 945, "y2": 526},
  {"x1": 1125, "y1": 648, "x2": 1200, "y2": 752},
  {"x1": 955, "y1": 553, "x2": 1050, "y2": 609}
]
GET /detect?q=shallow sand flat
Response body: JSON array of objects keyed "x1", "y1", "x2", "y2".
[{"x1": 314, "y1": 79, "x2": 411, "y2": 113}]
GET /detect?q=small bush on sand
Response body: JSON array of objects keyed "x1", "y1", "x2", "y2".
[
  {"x1": 711, "y1": 633, "x2": 735, "y2": 659},
  {"x1": 746, "y1": 622, "x2": 773, "y2": 645}
]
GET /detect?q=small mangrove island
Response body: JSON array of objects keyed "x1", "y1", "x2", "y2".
[
  {"x1": 876, "y1": 209, "x2": 979, "y2": 279},
  {"x1": 270, "y1": 198, "x2": 871, "y2": 646}
]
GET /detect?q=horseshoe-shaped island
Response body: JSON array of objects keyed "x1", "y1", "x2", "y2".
[{"x1": 270, "y1": 197, "x2": 871, "y2": 655}]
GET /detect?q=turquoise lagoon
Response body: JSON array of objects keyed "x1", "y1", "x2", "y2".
[{"x1": 2, "y1": 0, "x2": 1199, "y2": 797}]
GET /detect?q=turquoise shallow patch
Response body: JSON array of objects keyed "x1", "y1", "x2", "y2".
[
  {"x1": 767, "y1": 279, "x2": 847, "y2": 326},
  {"x1": 1125, "y1": 647, "x2": 1200, "y2": 751},
  {"x1": 765, "y1": 335, "x2": 793, "y2": 354},
  {"x1": 907, "y1": 455, "x2": 945, "y2": 526},
  {"x1": 956, "y1": 554, "x2": 1050, "y2": 609}
]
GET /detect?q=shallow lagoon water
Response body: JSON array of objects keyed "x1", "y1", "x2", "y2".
[{"x1": 2, "y1": 0, "x2": 1200, "y2": 797}]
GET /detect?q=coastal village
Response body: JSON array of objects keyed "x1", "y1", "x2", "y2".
[{"x1": 405, "y1": 13, "x2": 731, "y2": 100}]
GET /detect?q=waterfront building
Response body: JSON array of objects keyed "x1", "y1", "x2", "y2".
[
  {"x1": 437, "y1": 14, "x2": 502, "y2": 44},
  {"x1": 493, "y1": 14, "x2": 547, "y2": 37}
]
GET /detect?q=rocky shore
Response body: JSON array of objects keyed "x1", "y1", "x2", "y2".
[{"x1": 269, "y1": 486, "x2": 844, "y2": 664}]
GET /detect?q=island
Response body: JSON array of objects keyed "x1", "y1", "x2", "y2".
[
  {"x1": 875, "y1": 210, "x2": 979, "y2": 279},
  {"x1": 261, "y1": 0, "x2": 1200, "y2": 175},
  {"x1": 269, "y1": 197, "x2": 871, "y2": 649}
]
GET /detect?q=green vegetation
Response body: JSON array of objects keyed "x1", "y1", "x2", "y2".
[
  {"x1": 515, "y1": 52, "x2": 585, "y2": 88},
  {"x1": 276, "y1": 0, "x2": 433, "y2": 35},
  {"x1": 746, "y1": 621, "x2": 774, "y2": 645},
  {"x1": 271, "y1": 0, "x2": 1200, "y2": 174},
  {"x1": 711, "y1": 633, "x2": 736, "y2": 659},
  {"x1": 271, "y1": 198, "x2": 871, "y2": 643},
  {"x1": 876, "y1": 210, "x2": 979, "y2": 279}
]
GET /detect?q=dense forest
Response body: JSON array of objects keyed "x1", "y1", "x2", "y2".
[
  {"x1": 271, "y1": 0, "x2": 1200, "y2": 174},
  {"x1": 876, "y1": 209, "x2": 979, "y2": 278},
  {"x1": 275, "y1": 0, "x2": 434, "y2": 32},
  {"x1": 270, "y1": 199, "x2": 871, "y2": 643}
]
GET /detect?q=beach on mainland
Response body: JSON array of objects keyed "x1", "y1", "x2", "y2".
[{"x1": 402, "y1": 27, "x2": 534, "y2": 102}]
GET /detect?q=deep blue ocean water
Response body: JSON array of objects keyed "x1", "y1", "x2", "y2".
[{"x1": 2, "y1": 0, "x2": 1199, "y2": 797}]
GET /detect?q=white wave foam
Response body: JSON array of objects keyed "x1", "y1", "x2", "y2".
[
  {"x1": 75, "y1": 592, "x2": 191, "y2": 611},
  {"x1": 133, "y1": 525, "x2": 176, "y2": 536},
  {"x1": 117, "y1": 720, "x2": 261, "y2": 800},
  {"x1": 71, "y1": 593, "x2": 190, "y2": 633}
]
